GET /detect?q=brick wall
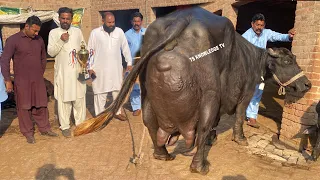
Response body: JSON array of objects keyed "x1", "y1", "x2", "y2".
[
  {"x1": 1, "y1": 0, "x2": 240, "y2": 42},
  {"x1": 280, "y1": 1, "x2": 320, "y2": 149},
  {"x1": 0, "y1": 0, "x2": 92, "y2": 41},
  {"x1": 202, "y1": 0, "x2": 240, "y2": 27},
  {"x1": 89, "y1": 0, "x2": 238, "y2": 29}
]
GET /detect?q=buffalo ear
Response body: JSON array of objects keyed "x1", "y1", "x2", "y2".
[{"x1": 267, "y1": 48, "x2": 280, "y2": 58}]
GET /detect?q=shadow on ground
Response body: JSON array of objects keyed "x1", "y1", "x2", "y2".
[
  {"x1": 86, "y1": 84, "x2": 95, "y2": 117},
  {"x1": 222, "y1": 175, "x2": 247, "y2": 180},
  {"x1": 0, "y1": 107, "x2": 17, "y2": 136},
  {"x1": 35, "y1": 164, "x2": 75, "y2": 180}
]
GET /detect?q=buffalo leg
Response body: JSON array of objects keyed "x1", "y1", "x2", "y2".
[
  {"x1": 142, "y1": 97, "x2": 175, "y2": 161},
  {"x1": 206, "y1": 117, "x2": 220, "y2": 146},
  {"x1": 190, "y1": 91, "x2": 220, "y2": 175},
  {"x1": 232, "y1": 99, "x2": 250, "y2": 146},
  {"x1": 311, "y1": 129, "x2": 320, "y2": 161}
]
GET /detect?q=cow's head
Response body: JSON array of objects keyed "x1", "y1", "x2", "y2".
[{"x1": 267, "y1": 48, "x2": 311, "y2": 95}]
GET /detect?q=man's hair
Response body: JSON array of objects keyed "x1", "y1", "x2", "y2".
[
  {"x1": 131, "y1": 12, "x2": 143, "y2": 21},
  {"x1": 252, "y1": 13, "x2": 265, "y2": 23},
  {"x1": 26, "y1": 15, "x2": 42, "y2": 27},
  {"x1": 58, "y1": 7, "x2": 73, "y2": 17},
  {"x1": 101, "y1": 12, "x2": 114, "y2": 20}
]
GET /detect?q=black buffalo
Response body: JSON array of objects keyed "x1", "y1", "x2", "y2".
[
  {"x1": 75, "y1": 7, "x2": 311, "y2": 174},
  {"x1": 310, "y1": 102, "x2": 320, "y2": 161}
]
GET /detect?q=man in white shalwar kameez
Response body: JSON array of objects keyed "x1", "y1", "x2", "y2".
[
  {"x1": 48, "y1": 7, "x2": 86, "y2": 137},
  {"x1": 88, "y1": 12, "x2": 132, "y2": 121}
]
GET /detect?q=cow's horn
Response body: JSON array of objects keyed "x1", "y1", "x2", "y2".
[{"x1": 267, "y1": 48, "x2": 280, "y2": 57}]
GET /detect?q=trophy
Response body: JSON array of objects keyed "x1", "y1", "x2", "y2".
[{"x1": 77, "y1": 41, "x2": 90, "y2": 81}]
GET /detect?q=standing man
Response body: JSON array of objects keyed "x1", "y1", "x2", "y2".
[
  {"x1": 243, "y1": 13, "x2": 295, "y2": 128},
  {"x1": 125, "y1": 12, "x2": 146, "y2": 116},
  {"x1": 48, "y1": 7, "x2": 87, "y2": 137},
  {"x1": 88, "y1": 12, "x2": 132, "y2": 120},
  {"x1": 1, "y1": 16, "x2": 58, "y2": 143}
]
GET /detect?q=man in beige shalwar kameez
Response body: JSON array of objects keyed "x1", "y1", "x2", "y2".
[{"x1": 48, "y1": 7, "x2": 87, "y2": 137}]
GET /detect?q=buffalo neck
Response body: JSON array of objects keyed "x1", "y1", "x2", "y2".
[{"x1": 235, "y1": 33, "x2": 266, "y2": 84}]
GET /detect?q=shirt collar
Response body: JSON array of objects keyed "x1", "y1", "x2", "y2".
[
  {"x1": 131, "y1": 27, "x2": 145, "y2": 34},
  {"x1": 19, "y1": 31, "x2": 28, "y2": 38},
  {"x1": 100, "y1": 26, "x2": 117, "y2": 37},
  {"x1": 250, "y1": 28, "x2": 264, "y2": 38},
  {"x1": 19, "y1": 31, "x2": 39, "y2": 39},
  {"x1": 60, "y1": 27, "x2": 72, "y2": 35}
]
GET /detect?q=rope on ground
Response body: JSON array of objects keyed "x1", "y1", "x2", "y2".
[{"x1": 124, "y1": 108, "x2": 146, "y2": 168}]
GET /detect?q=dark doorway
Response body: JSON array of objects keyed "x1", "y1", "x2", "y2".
[
  {"x1": 38, "y1": 20, "x2": 58, "y2": 58},
  {"x1": 100, "y1": 9, "x2": 139, "y2": 33},
  {"x1": 153, "y1": 5, "x2": 195, "y2": 18},
  {"x1": 236, "y1": 1, "x2": 296, "y2": 50}
]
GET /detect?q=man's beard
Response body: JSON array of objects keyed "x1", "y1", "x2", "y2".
[
  {"x1": 133, "y1": 25, "x2": 140, "y2": 30},
  {"x1": 61, "y1": 23, "x2": 71, "y2": 30},
  {"x1": 103, "y1": 24, "x2": 115, "y2": 34},
  {"x1": 254, "y1": 28, "x2": 263, "y2": 35}
]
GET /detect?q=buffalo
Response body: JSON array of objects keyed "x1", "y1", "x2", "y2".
[{"x1": 74, "y1": 7, "x2": 311, "y2": 174}]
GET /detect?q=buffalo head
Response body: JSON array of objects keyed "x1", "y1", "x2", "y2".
[{"x1": 267, "y1": 48, "x2": 311, "y2": 95}]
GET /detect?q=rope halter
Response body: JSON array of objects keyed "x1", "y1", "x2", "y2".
[{"x1": 272, "y1": 71, "x2": 305, "y2": 95}]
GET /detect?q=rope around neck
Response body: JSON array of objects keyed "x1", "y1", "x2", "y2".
[{"x1": 272, "y1": 71, "x2": 305, "y2": 95}]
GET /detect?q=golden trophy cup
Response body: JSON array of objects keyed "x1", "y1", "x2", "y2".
[{"x1": 77, "y1": 41, "x2": 90, "y2": 81}]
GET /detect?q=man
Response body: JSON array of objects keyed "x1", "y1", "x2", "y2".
[
  {"x1": 243, "y1": 13, "x2": 295, "y2": 128},
  {"x1": 125, "y1": 12, "x2": 146, "y2": 116},
  {"x1": 0, "y1": 15, "x2": 58, "y2": 143},
  {"x1": 47, "y1": 7, "x2": 87, "y2": 137},
  {"x1": 88, "y1": 12, "x2": 132, "y2": 120}
]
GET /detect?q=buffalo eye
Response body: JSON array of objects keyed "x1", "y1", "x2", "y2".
[{"x1": 283, "y1": 59, "x2": 291, "y2": 65}]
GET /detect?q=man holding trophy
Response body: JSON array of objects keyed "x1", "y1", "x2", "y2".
[{"x1": 48, "y1": 7, "x2": 87, "y2": 137}]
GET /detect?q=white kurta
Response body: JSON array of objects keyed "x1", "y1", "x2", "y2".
[
  {"x1": 47, "y1": 27, "x2": 86, "y2": 102},
  {"x1": 88, "y1": 27, "x2": 132, "y2": 94}
]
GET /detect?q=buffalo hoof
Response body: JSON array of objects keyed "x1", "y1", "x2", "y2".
[
  {"x1": 190, "y1": 160, "x2": 210, "y2": 175},
  {"x1": 311, "y1": 149, "x2": 320, "y2": 161},
  {"x1": 232, "y1": 135, "x2": 248, "y2": 146},
  {"x1": 153, "y1": 153, "x2": 175, "y2": 161}
]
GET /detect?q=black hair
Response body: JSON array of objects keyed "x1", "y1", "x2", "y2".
[
  {"x1": 58, "y1": 7, "x2": 73, "y2": 17},
  {"x1": 26, "y1": 15, "x2": 42, "y2": 27},
  {"x1": 131, "y1": 12, "x2": 143, "y2": 21},
  {"x1": 101, "y1": 12, "x2": 114, "y2": 20},
  {"x1": 252, "y1": 13, "x2": 265, "y2": 23}
]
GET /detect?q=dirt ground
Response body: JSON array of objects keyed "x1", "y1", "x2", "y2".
[{"x1": 0, "y1": 62, "x2": 319, "y2": 180}]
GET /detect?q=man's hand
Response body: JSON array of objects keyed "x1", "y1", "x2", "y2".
[
  {"x1": 88, "y1": 70, "x2": 96, "y2": 79},
  {"x1": 5, "y1": 81, "x2": 13, "y2": 93},
  {"x1": 126, "y1": 66, "x2": 133, "y2": 72},
  {"x1": 288, "y1": 28, "x2": 296, "y2": 40},
  {"x1": 60, "y1": 32, "x2": 69, "y2": 42}
]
